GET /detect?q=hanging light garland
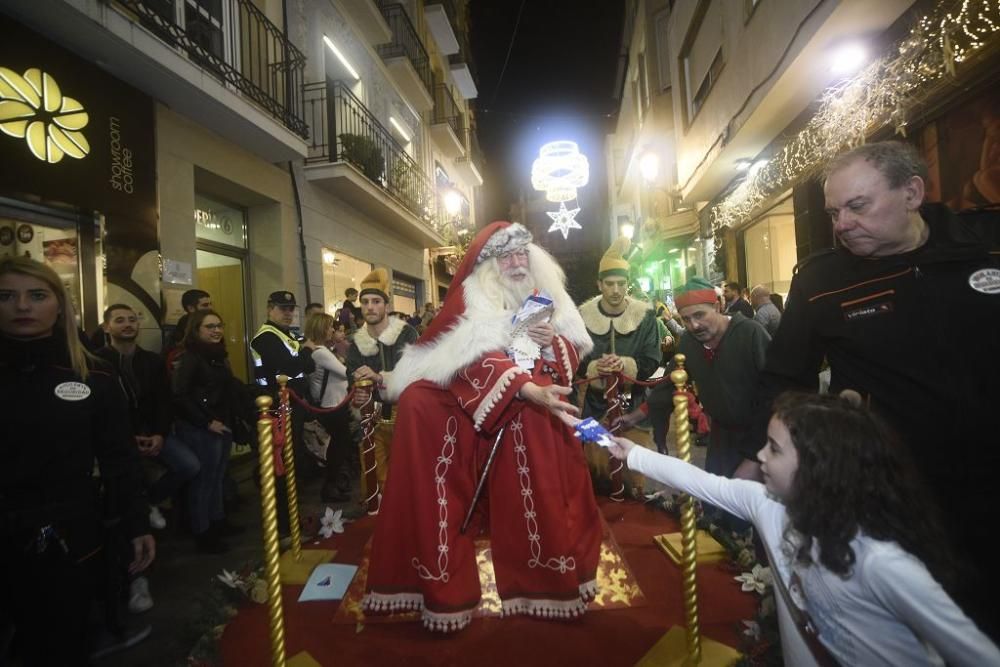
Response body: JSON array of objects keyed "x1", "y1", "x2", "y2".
[{"x1": 710, "y1": 0, "x2": 1000, "y2": 231}]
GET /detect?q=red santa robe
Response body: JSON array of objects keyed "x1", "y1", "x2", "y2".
[{"x1": 363, "y1": 239, "x2": 603, "y2": 632}]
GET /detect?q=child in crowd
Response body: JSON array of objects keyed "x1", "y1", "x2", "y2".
[{"x1": 604, "y1": 392, "x2": 999, "y2": 666}]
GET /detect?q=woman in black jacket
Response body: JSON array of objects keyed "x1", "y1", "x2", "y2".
[
  {"x1": 0, "y1": 256, "x2": 154, "y2": 664},
  {"x1": 171, "y1": 309, "x2": 243, "y2": 553}
]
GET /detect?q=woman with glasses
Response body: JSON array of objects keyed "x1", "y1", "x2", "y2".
[{"x1": 172, "y1": 309, "x2": 242, "y2": 553}]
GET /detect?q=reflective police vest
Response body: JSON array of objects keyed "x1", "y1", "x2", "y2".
[{"x1": 250, "y1": 323, "x2": 305, "y2": 387}]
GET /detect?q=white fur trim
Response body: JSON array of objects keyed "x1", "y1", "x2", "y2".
[
  {"x1": 554, "y1": 336, "x2": 574, "y2": 382},
  {"x1": 363, "y1": 592, "x2": 474, "y2": 632},
  {"x1": 500, "y1": 596, "x2": 588, "y2": 619},
  {"x1": 472, "y1": 366, "x2": 528, "y2": 431},
  {"x1": 579, "y1": 295, "x2": 652, "y2": 336},
  {"x1": 363, "y1": 591, "x2": 424, "y2": 613},
  {"x1": 422, "y1": 608, "x2": 474, "y2": 632},
  {"x1": 385, "y1": 244, "x2": 591, "y2": 401},
  {"x1": 353, "y1": 316, "x2": 407, "y2": 357}
]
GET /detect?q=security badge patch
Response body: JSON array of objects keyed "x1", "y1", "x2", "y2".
[
  {"x1": 841, "y1": 289, "x2": 894, "y2": 322},
  {"x1": 968, "y1": 268, "x2": 1000, "y2": 295}
]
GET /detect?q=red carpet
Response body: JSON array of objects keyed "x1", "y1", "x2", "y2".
[{"x1": 220, "y1": 499, "x2": 755, "y2": 666}]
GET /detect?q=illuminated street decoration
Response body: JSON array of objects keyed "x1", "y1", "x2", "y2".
[
  {"x1": 711, "y1": 0, "x2": 1000, "y2": 230},
  {"x1": 531, "y1": 140, "x2": 589, "y2": 203},
  {"x1": 546, "y1": 201, "x2": 582, "y2": 239},
  {"x1": 0, "y1": 67, "x2": 89, "y2": 163}
]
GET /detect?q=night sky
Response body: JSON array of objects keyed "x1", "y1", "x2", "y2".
[{"x1": 469, "y1": 1, "x2": 625, "y2": 232}]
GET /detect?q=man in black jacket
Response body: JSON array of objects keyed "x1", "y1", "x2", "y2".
[
  {"x1": 98, "y1": 305, "x2": 199, "y2": 529},
  {"x1": 756, "y1": 141, "x2": 1000, "y2": 638},
  {"x1": 97, "y1": 304, "x2": 200, "y2": 614}
]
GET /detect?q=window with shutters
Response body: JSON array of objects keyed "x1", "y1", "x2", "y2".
[{"x1": 678, "y1": 0, "x2": 725, "y2": 127}]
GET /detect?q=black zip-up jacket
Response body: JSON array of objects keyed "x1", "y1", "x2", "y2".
[
  {"x1": 0, "y1": 335, "x2": 149, "y2": 556},
  {"x1": 757, "y1": 203, "x2": 1000, "y2": 491},
  {"x1": 95, "y1": 345, "x2": 171, "y2": 437},
  {"x1": 172, "y1": 342, "x2": 241, "y2": 429}
]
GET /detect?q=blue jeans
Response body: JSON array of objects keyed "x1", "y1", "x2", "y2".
[
  {"x1": 147, "y1": 434, "x2": 201, "y2": 506},
  {"x1": 174, "y1": 420, "x2": 232, "y2": 535}
]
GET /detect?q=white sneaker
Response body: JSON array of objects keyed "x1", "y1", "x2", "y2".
[
  {"x1": 128, "y1": 576, "x2": 154, "y2": 613},
  {"x1": 149, "y1": 506, "x2": 166, "y2": 530}
]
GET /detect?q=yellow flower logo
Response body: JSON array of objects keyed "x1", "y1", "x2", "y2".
[{"x1": 0, "y1": 67, "x2": 90, "y2": 163}]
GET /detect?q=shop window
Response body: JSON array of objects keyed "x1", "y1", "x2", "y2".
[
  {"x1": 321, "y1": 248, "x2": 372, "y2": 314},
  {"x1": 392, "y1": 274, "x2": 419, "y2": 317},
  {"x1": 1, "y1": 199, "x2": 104, "y2": 335},
  {"x1": 742, "y1": 204, "x2": 796, "y2": 297}
]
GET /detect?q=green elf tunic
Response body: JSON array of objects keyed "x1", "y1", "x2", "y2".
[{"x1": 577, "y1": 295, "x2": 662, "y2": 420}]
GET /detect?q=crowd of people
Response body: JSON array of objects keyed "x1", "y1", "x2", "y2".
[{"x1": 2, "y1": 140, "x2": 998, "y2": 664}]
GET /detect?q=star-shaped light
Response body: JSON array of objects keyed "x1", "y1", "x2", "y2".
[{"x1": 546, "y1": 202, "x2": 582, "y2": 239}]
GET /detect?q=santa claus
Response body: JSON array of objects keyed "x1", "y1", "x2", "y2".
[{"x1": 362, "y1": 221, "x2": 603, "y2": 632}]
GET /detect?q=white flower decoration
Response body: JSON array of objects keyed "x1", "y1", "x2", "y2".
[
  {"x1": 735, "y1": 564, "x2": 773, "y2": 595},
  {"x1": 741, "y1": 620, "x2": 762, "y2": 640},
  {"x1": 319, "y1": 507, "x2": 346, "y2": 539},
  {"x1": 216, "y1": 569, "x2": 241, "y2": 589}
]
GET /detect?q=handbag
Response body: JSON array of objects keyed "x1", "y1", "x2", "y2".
[{"x1": 759, "y1": 538, "x2": 841, "y2": 667}]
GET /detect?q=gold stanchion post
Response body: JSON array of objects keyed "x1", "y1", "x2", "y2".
[
  {"x1": 277, "y1": 375, "x2": 303, "y2": 561},
  {"x1": 671, "y1": 361, "x2": 701, "y2": 663},
  {"x1": 637, "y1": 354, "x2": 740, "y2": 666},
  {"x1": 256, "y1": 395, "x2": 287, "y2": 667},
  {"x1": 275, "y1": 376, "x2": 334, "y2": 585}
]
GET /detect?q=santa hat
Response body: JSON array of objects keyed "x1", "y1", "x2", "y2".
[
  {"x1": 674, "y1": 276, "x2": 719, "y2": 310},
  {"x1": 598, "y1": 236, "x2": 631, "y2": 279},
  {"x1": 418, "y1": 221, "x2": 531, "y2": 345},
  {"x1": 359, "y1": 267, "x2": 390, "y2": 302}
]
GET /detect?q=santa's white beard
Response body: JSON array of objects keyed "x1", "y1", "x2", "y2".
[{"x1": 500, "y1": 270, "x2": 536, "y2": 308}]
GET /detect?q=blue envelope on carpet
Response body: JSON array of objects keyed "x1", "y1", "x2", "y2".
[{"x1": 298, "y1": 564, "x2": 358, "y2": 602}]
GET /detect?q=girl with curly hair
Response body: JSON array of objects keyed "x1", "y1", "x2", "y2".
[{"x1": 604, "y1": 392, "x2": 998, "y2": 666}]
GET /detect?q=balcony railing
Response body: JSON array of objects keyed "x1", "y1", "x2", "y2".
[
  {"x1": 376, "y1": 3, "x2": 434, "y2": 95},
  {"x1": 304, "y1": 80, "x2": 437, "y2": 225},
  {"x1": 432, "y1": 80, "x2": 464, "y2": 139},
  {"x1": 458, "y1": 121, "x2": 483, "y2": 165},
  {"x1": 117, "y1": 0, "x2": 308, "y2": 138}
]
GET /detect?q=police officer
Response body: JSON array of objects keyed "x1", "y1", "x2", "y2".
[
  {"x1": 250, "y1": 291, "x2": 317, "y2": 526},
  {"x1": 251, "y1": 290, "x2": 316, "y2": 399},
  {"x1": 756, "y1": 140, "x2": 1000, "y2": 638}
]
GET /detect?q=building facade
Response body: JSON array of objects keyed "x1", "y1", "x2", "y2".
[
  {"x1": 1, "y1": 0, "x2": 483, "y2": 378},
  {"x1": 606, "y1": 0, "x2": 999, "y2": 306}
]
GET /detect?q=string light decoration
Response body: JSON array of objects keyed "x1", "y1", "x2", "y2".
[
  {"x1": 710, "y1": 0, "x2": 1000, "y2": 231},
  {"x1": 546, "y1": 201, "x2": 583, "y2": 239},
  {"x1": 531, "y1": 141, "x2": 590, "y2": 203}
]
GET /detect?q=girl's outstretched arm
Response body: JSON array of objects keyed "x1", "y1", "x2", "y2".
[{"x1": 615, "y1": 436, "x2": 774, "y2": 525}]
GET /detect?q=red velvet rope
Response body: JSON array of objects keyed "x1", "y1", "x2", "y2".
[
  {"x1": 286, "y1": 387, "x2": 357, "y2": 413},
  {"x1": 574, "y1": 372, "x2": 675, "y2": 389}
]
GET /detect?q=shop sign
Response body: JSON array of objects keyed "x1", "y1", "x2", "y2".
[{"x1": 0, "y1": 14, "x2": 158, "y2": 319}]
